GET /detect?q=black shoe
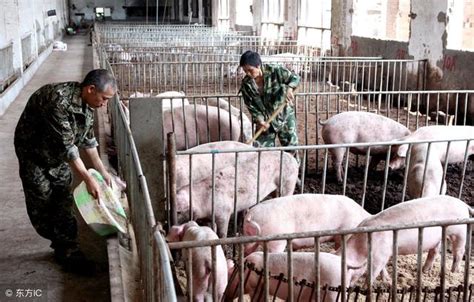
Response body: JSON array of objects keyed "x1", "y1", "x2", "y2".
[{"x1": 54, "y1": 248, "x2": 96, "y2": 276}]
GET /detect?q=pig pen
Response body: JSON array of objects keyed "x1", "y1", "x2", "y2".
[
  {"x1": 157, "y1": 92, "x2": 473, "y2": 301},
  {"x1": 103, "y1": 40, "x2": 326, "y2": 57},
  {"x1": 290, "y1": 90, "x2": 474, "y2": 213},
  {"x1": 98, "y1": 76, "x2": 472, "y2": 297},
  {"x1": 91, "y1": 26, "x2": 470, "y2": 300},
  {"x1": 124, "y1": 90, "x2": 473, "y2": 212},
  {"x1": 165, "y1": 146, "x2": 473, "y2": 301}
]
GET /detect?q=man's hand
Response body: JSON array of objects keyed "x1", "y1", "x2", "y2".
[
  {"x1": 286, "y1": 87, "x2": 295, "y2": 106},
  {"x1": 84, "y1": 175, "x2": 101, "y2": 200},
  {"x1": 256, "y1": 120, "x2": 270, "y2": 132},
  {"x1": 100, "y1": 170, "x2": 112, "y2": 187}
]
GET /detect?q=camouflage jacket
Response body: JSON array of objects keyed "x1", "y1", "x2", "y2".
[
  {"x1": 240, "y1": 64, "x2": 300, "y2": 131},
  {"x1": 14, "y1": 82, "x2": 98, "y2": 167}
]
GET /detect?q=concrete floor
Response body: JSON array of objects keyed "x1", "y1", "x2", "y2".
[{"x1": 0, "y1": 35, "x2": 110, "y2": 301}]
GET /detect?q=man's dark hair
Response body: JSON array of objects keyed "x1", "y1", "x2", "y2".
[
  {"x1": 81, "y1": 69, "x2": 117, "y2": 92},
  {"x1": 239, "y1": 50, "x2": 262, "y2": 68}
]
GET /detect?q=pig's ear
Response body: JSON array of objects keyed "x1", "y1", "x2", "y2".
[
  {"x1": 166, "y1": 225, "x2": 185, "y2": 242},
  {"x1": 392, "y1": 143, "x2": 408, "y2": 158},
  {"x1": 397, "y1": 144, "x2": 409, "y2": 157}
]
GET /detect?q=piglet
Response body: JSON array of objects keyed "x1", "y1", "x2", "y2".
[{"x1": 167, "y1": 221, "x2": 227, "y2": 302}]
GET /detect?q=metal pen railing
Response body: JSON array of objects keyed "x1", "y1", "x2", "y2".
[
  {"x1": 168, "y1": 218, "x2": 474, "y2": 302},
  {"x1": 109, "y1": 58, "x2": 426, "y2": 96},
  {"x1": 94, "y1": 35, "x2": 177, "y2": 302},
  {"x1": 170, "y1": 137, "x2": 473, "y2": 235}
]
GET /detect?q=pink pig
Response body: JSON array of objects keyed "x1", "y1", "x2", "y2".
[
  {"x1": 320, "y1": 112, "x2": 411, "y2": 182},
  {"x1": 389, "y1": 125, "x2": 474, "y2": 170},
  {"x1": 345, "y1": 195, "x2": 473, "y2": 285},
  {"x1": 166, "y1": 221, "x2": 227, "y2": 302},
  {"x1": 176, "y1": 151, "x2": 299, "y2": 238},
  {"x1": 242, "y1": 194, "x2": 371, "y2": 255}
]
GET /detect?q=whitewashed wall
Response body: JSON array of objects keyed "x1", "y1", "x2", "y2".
[{"x1": 0, "y1": 0, "x2": 68, "y2": 115}]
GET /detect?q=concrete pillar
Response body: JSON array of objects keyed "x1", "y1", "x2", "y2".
[
  {"x1": 252, "y1": 0, "x2": 262, "y2": 35},
  {"x1": 229, "y1": 0, "x2": 236, "y2": 30},
  {"x1": 408, "y1": 0, "x2": 447, "y2": 64},
  {"x1": 198, "y1": 0, "x2": 204, "y2": 23},
  {"x1": 211, "y1": 0, "x2": 219, "y2": 27},
  {"x1": 130, "y1": 98, "x2": 167, "y2": 224},
  {"x1": 178, "y1": 0, "x2": 184, "y2": 22},
  {"x1": 286, "y1": 0, "x2": 298, "y2": 40},
  {"x1": 188, "y1": 0, "x2": 192, "y2": 23},
  {"x1": 330, "y1": 0, "x2": 353, "y2": 55}
]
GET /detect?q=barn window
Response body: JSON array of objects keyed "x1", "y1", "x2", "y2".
[
  {"x1": 447, "y1": 0, "x2": 474, "y2": 50},
  {"x1": 235, "y1": 0, "x2": 253, "y2": 27},
  {"x1": 297, "y1": 0, "x2": 331, "y2": 51},
  {"x1": 352, "y1": 0, "x2": 410, "y2": 41},
  {"x1": 218, "y1": 0, "x2": 230, "y2": 29},
  {"x1": 261, "y1": 0, "x2": 285, "y2": 40}
]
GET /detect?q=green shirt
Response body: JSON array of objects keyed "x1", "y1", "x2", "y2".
[
  {"x1": 240, "y1": 64, "x2": 300, "y2": 131},
  {"x1": 14, "y1": 82, "x2": 98, "y2": 167}
]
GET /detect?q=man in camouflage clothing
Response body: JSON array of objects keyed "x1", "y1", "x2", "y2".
[
  {"x1": 14, "y1": 69, "x2": 116, "y2": 275},
  {"x1": 239, "y1": 50, "x2": 300, "y2": 161}
]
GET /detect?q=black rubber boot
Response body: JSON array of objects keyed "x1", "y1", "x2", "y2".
[{"x1": 54, "y1": 248, "x2": 96, "y2": 276}]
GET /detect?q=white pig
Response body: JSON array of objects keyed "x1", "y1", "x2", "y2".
[
  {"x1": 406, "y1": 144, "x2": 446, "y2": 199},
  {"x1": 128, "y1": 90, "x2": 189, "y2": 110},
  {"x1": 166, "y1": 221, "x2": 227, "y2": 302},
  {"x1": 389, "y1": 125, "x2": 474, "y2": 170},
  {"x1": 242, "y1": 194, "x2": 371, "y2": 255},
  {"x1": 123, "y1": 103, "x2": 243, "y2": 150},
  {"x1": 164, "y1": 104, "x2": 241, "y2": 150},
  {"x1": 206, "y1": 97, "x2": 252, "y2": 142},
  {"x1": 176, "y1": 151, "x2": 299, "y2": 238},
  {"x1": 225, "y1": 252, "x2": 350, "y2": 302},
  {"x1": 346, "y1": 195, "x2": 473, "y2": 285},
  {"x1": 319, "y1": 112, "x2": 411, "y2": 182},
  {"x1": 176, "y1": 141, "x2": 255, "y2": 191},
  {"x1": 156, "y1": 90, "x2": 189, "y2": 110}
]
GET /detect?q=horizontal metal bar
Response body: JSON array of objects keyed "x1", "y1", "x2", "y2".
[
  {"x1": 176, "y1": 137, "x2": 474, "y2": 155},
  {"x1": 168, "y1": 218, "x2": 474, "y2": 249}
]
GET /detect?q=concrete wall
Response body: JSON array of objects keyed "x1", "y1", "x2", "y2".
[
  {"x1": 0, "y1": 0, "x2": 68, "y2": 75},
  {"x1": 70, "y1": 0, "x2": 126, "y2": 23},
  {"x1": 0, "y1": 0, "x2": 68, "y2": 116},
  {"x1": 333, "y1": 0, "x2": 474, "y2": 90}
]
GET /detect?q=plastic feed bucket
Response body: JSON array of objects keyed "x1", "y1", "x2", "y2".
[{"x1": 73, "y1": 169, "x2": 127, "y2": 236}]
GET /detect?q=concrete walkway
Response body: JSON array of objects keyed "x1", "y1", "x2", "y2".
[{"x1": 0, "y1": 35, "x2": 110, "y2": 301}]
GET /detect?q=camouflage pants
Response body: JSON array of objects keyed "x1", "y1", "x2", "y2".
[
  {"x1": 253, "y1": 112, "x2": 300, "y2": 164},
  {"x1": 16, "y1": 157, "x2": 78, "y2": 251}
]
